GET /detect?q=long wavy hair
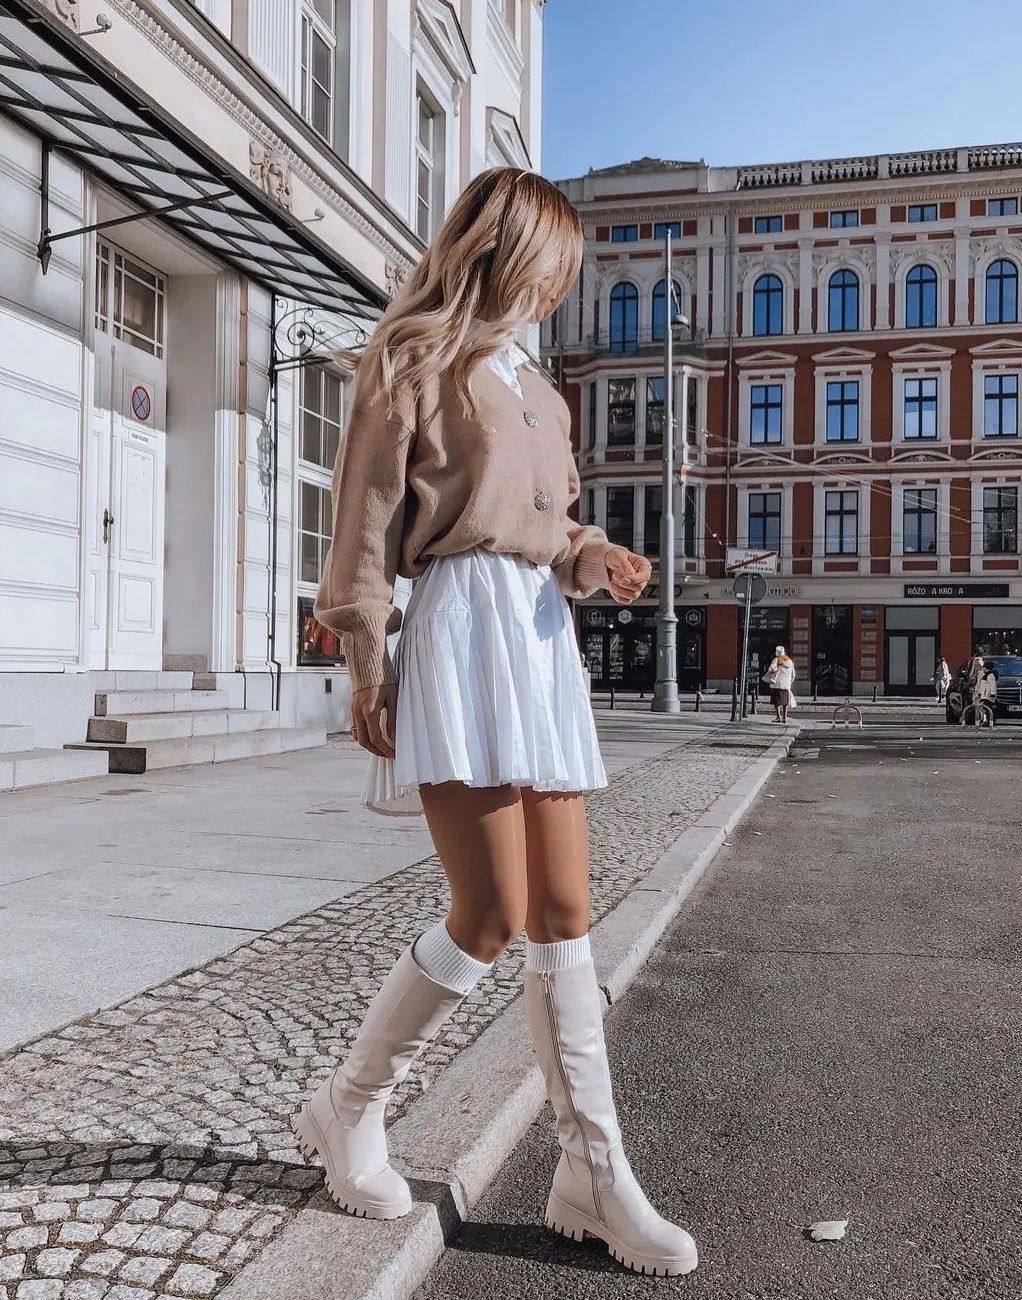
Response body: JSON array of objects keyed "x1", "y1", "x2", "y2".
[{"x1": 351, "y1": 167, "x2": 583, "y2": 416}]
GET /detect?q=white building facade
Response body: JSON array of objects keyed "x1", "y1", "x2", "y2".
[{"x1": 0, "y1": 0, "x2": 543, "y2": 762}]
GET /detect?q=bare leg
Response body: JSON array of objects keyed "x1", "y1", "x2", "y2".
[
  {"x1": 521, "y1": 789, "x2": 591, "y2": 943},
  {"x1": 419, "y1": 781, "x2": 529, "y2": 960}
]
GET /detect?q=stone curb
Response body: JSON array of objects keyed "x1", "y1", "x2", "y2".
[{"x1": 218, "y1": 734, "x2": 794, "y2": 1300}]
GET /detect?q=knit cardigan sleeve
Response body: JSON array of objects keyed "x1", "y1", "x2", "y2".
[
  {"x1": 313, "y1": 368, "x2": 416, "y2": 693},
  {"x1": 551, "y1": 430, "x2": 616, "y2": 598}
]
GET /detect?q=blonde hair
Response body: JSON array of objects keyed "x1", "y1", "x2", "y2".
[{"x1": 350, "y1": 167, "x2": 583, "y2": 415}]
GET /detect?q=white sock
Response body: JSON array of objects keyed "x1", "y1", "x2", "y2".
[
  {"x1": 413, "y1": 921, "x2": 492, "y2": 995},
  {"x1": 525, "y1": 934, "x2": 592, "y2": 973}
]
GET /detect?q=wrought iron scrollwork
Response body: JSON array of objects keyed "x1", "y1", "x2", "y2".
[{"x1": 271, "y1": 300, "x2": 372, "y2": 372}]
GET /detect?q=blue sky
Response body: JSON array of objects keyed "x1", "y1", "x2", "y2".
[{"x1": 542, "y1": 0, "x2": 1022, "y2": 179}]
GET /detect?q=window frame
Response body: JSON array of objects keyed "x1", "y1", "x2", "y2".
[
  {"x1": 827, "y1": 268, "x2": 860, "y2": 333},
  {"x1": 605, "y1": 484, "x2": 635, "y2": 548},
  {"x1": 300, "y1": 0, "x2": 337, "y2": 145},
  {"x1": 607, "y1": 375, "x2": 636, "y2": 446},
  {"x1": 984, "y1": 372, "x2": 1019, "y2": 438},
  {"x1": 907, "y1": 204, "x2": 938, "y2": 223},
  {"x1": 983, "y1": 485, "x2": 1018, "y2": 554},
  {"x1": 610, "y1": 224, "x2": 638, "y2": 243},
  {"x1": 829, "y1": 210, "x2": 859, "y2": 228},
  {"x1": 752, "y1": 273, "x2": 784, "y2": 336},
  {"x1": 988, "y1": 197, "x2": 1018, "y2": 217},
  {"x1": 902, "y1": 487, "x2": 938, "y2": 555},
  {"x1": 754, "y1": 215, "x2": 783, "y2": 234},
  {"x1": 414, "y1": 82, "x2": 444, "y2": 242},
  {"x1": 608, "y1": 281, "x2": 639, "y2": 354},
  {"x1": 824, "y1": 489, "x2": 859, "y2": 556},
  {"x1": 645, "y1": 375, "x2": 665, "y2": 446},
  {"x1": 825, "y1": 380, "x2": 860, "y2": 442},
  {"x1": 905, "y1": 263, "x2": 939, "y2": 328},
  {"x1": 903, "y1": 376, "x2": 939, "y2": 441},
  {"x1": 682, "y1": 482, "x2": 699, "y2": 559},
  {"x1": 653, "y1": 220, "x2": 682, "y2": 240},
  {"x1": 748, "y1": 491, "x2": 782, "y2": 552},
  {"x1": 642, "y1": 484, "x2": 662, "y2": 557},
  {"x1": 651, "y1": 278, "x2": 683, "y2": 342},
  {"x1": 750, "y1": 382, "x2": 784, "y2": 445},
  {"x1": 985, "y1": 258, "x2": 1019, "y2": 325}
]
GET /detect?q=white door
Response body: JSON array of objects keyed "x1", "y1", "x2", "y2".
[{"x1": 84, "y1": 242, "x2": 167, "y2": 670}]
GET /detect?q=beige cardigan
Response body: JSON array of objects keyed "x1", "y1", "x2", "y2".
[{"x1": 314, "y1": 357, "x2": 614, "y2": 691}]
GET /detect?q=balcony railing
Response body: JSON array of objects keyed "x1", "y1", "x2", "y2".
[{"x1": 734, "y1": 142, "x2": 1022, "y2": 190}]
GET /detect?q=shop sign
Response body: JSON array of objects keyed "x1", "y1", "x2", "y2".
[{"x1": 904, "y1": 583, "x2": 1010, "y2": 599}]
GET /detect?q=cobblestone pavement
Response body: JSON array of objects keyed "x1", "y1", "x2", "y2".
[{"x1": 0, "y1": 730, "x2": 774, "y2": 1298}]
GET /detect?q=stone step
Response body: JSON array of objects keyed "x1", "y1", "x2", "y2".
[
  {"x1": 0, "y1": 724, "x2": 34, "y2": 755},
  {"x1": 104, "y1": 671, "x2": 195, "y2": 690},
  {"x1": 67, "y1": 726, "x2": 325, "y2": 774},
  {"x1": 87, "y1": 709, "x2": 281, "y2": 744},
  {"x1": 0, "y1": 747, "x2": 109, "y2": 792},
  {"x1": 93, "y1": 689, "x2": 228, "y2": 717}
]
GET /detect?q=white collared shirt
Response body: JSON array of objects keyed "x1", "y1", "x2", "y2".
[{"x1": 484, "y1": 341, "x2": 531, "y2": 397}]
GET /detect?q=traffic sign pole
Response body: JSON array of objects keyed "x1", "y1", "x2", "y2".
[{"x1": 737, "y1": 579, "x2": 753, "y2": 721}]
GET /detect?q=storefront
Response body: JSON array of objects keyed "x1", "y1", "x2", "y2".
[
  {"x1": 579, "y1": 605, "x2": 706, "y2": 691},
  {"x1": 812, "y1": 605, "x2": 853, "y2": 695},
  {"x1": 885, "y1": 606, "x2": 939, "y2": 695},
  {"x1": 973, "y1": 605, "x2": 1022, "y2": 657}
]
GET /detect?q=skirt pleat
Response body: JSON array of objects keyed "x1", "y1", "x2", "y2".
[{"x1": 361, "y1": 549, "x2": 608, "y2": 816}]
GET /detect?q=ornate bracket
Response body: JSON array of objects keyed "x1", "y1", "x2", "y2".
[{"x1": 271, "y1": 300, "x2": 372, "y2": 375}]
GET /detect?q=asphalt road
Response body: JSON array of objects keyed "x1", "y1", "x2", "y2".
[{"x1": 416, "y1": 734, "x2": 1022, "y2": 1300}]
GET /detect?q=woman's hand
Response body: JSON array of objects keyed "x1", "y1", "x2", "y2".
[
  {"x1": 605, "y1": 547, "x2": 652, "y2": 604},
  {"x1": 351, "y1": 683, "x2": 397, "y2": 758}
]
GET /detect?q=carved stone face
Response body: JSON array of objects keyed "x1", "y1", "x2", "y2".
[{"x1": 46, "y1": 0, "x2": 80, "y2": 28}]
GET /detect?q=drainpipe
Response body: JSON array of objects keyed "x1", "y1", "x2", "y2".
[{"x1": 267, "y1": 296, "x2": 283, "y2": 713}]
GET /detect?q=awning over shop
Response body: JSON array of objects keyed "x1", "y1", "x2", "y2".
[{"x1": 0, "y1": 0, "x2": 388, "y2": 321}]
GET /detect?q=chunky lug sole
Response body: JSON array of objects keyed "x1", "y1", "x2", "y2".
[
  {"x1": 546, "y1": 1193, "x2": 698, "y2": 1278},
  {"x1": 291, "y1": 1106, "x2": 412, "y2": 1221}
]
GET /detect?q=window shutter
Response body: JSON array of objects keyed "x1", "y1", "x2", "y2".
[{"x1": 250, "y1": 0, "x2": 295, "y2": 95}]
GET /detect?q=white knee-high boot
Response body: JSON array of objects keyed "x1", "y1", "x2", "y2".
[
  {"x1": 293, "y1": 924, "x2": 489, "y2": 1219},
  {"x1": 524, "y1": 939, "x2": 698, "y2": 1277}
]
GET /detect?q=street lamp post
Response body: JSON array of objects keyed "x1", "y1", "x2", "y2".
[{"x1": 652, "y1": 227, "x2": 688, "y2": 714}]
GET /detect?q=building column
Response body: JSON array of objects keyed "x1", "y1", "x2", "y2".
[
  {"x1": 695, "y1": 244, "x2": 710, "y2": 334},
  {"x1": 798, "y1": 238, "x2": 813, "y2": 333},
  {"x1": 711, "y1": 243, "x2": 727, "y2": 337},
  {"x1": 954, "y1": 227, "x2": 971, "y2": 326},
  {"x1": 875, "y1": 234, "x2": 891, "y2": 330}
]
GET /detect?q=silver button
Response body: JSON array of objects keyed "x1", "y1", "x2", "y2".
[
  {"x1": 523, "y1": 409, "x2": 539, "y2": 427},
  {"x1": 534, "y1": 490, "x2": 551, "y2": 512}
]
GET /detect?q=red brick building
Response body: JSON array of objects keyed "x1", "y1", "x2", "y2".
[{"x1": 541, "y1": 149, "x2": 1022, "y2": 695}]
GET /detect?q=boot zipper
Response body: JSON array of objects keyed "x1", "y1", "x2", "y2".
[{"x1": 542, "y1": 973, "x2": 604, "y2": 1222}]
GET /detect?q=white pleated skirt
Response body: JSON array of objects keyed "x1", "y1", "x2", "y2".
[{"x1": 362, "y1": 549, "x2": 607, "y2": 816}]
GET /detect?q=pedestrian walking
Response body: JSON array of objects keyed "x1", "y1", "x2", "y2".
[
  {"x1": 934, "y1": 655, "x2": 952, "y2": 703},
  {"x1": 973, "y1": 665, "x2": 997, "y2": 726},
  {"x1": 763, "y1": 645, "x2": 796, "y2": 724},
  {"x1": 297, "y1": 168, "x2": 697, "y2": 1278}
]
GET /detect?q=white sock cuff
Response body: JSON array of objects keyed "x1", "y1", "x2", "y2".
[
  {"x1": 413, "y1": 921, "x2": 491, "y2": 995},
  {"x1": 525, "y1": 934, "x2": 592, "y2": 973}
]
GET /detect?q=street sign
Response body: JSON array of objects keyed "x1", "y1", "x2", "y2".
[
  {"x1": 725, "y1": 547, "x2": 778, "y2": 575},
  {"x1": 732, "y1": 572, "x2": 767, "y2": 605}
]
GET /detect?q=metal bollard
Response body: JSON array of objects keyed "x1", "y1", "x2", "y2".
[
  {"x1": 610, "y1": 684, "x2": 615, "y2": 710},
  {"x1": 749, "y1": 684, "x2": 758, "y2": 715},
  {"x1": 872, "y1": 684, "x2": 878, "y2": 703},
  {"x1": 730, "y1": 677, "x2": 739, "y2": 723},
  {"x1": 695, "y1": 689, "x2": 702, "y2": 713}
]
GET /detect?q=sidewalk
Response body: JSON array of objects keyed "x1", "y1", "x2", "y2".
[
  {"x1": 417, "y1": 735, "x2": 1022, "y2": 1300},
  {"x1": 0, "y1": 713, "x2": 782, "y2": 1298}
]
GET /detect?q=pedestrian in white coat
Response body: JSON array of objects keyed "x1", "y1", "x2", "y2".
[{"x1": 763, "y1": 646, "x2": 796, "y2": 724}]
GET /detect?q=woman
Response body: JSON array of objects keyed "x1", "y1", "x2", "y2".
[
  {"x1": 973, "y1": 664, "x2": 997, "y2": 726},
  {"x1": 934, "y1": 655, "x2": 951, "y2": 703},
  {"x1": 765, "y1": 645, "x2": 796, "y2": 724},
  {"x1": 296, "y1": 168, "x2": 698, "y2": 1278}
]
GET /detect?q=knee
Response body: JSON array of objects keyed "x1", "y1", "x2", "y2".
[
  {"x1": 448, "y1": 904, "x2": 525, "y2": 963},
  {"x1": 526, "y1": 901, "x2": 591, "y2": 945}
]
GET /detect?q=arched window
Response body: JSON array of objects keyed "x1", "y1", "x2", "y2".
[
  {"x1": 828, "y1": 269, "x2": 860, "y2": 332},
  {"x1": 609, "y1": 281, "x2": 639, "y2": 353},
  {"x1": 986, "y1": 259, "x2": 1019, "y2": 325},
  {"x1": 651, "y1": 279, "x2": 684, "y2": 341},
  {"x1": 906, "y1": 264, "x2": 938, "y2": 328},
  {"x1": 753, "y1": 274, "x2": 783, "y2": 336}
]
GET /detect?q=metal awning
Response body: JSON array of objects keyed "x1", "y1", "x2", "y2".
[{"x1": 0, "y1": 0, "x2": 388, "y2": 321}]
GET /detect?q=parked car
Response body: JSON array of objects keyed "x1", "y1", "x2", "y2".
[{"x1": 945, "y1": 655, "x2": 1022, "y2": 723}]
